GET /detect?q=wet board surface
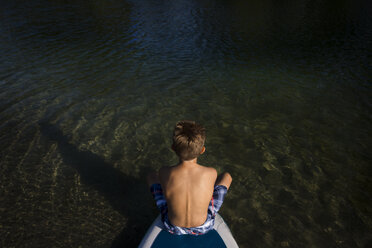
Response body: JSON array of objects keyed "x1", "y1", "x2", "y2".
[{"x1": 138, "y1": 214, "x2": 238, "y2": 248}]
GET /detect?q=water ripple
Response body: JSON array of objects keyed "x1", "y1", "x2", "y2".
[{"x1": 0, "y1": 0, "x2": 371, "y2": 247}]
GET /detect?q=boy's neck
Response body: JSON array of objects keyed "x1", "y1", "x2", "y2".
[{"x1": 178, "y1": 158, "x2": 198, "y2": 166}]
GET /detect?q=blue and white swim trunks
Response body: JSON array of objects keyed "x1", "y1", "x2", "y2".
[{"x1": 150, "y1": 183, "x2": 228, "y2": 235}]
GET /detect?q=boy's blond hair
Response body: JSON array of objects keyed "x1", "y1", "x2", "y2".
[{"x1": 172, "y1": 121, "x2": 206, "y2": 161}]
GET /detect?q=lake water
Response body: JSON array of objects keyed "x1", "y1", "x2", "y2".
[{"x1": 0, "y1": 0, "x2": 371, "y2": 247}]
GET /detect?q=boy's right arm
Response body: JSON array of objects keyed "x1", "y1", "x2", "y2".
[{"x1": 215, "y1": 172, "x2": 232, "y2": 190}]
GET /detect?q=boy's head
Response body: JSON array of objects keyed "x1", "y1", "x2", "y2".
[{"x1": 172, "y1": 120, "x2": 206, "y2": 161}]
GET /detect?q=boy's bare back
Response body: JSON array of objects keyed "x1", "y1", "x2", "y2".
[
  {"x1": 159, "y1": 162, "x2": 217, "y2": 228},
  {"x1": 147, "y1": 120, "x2": 232, "y2": 231}
]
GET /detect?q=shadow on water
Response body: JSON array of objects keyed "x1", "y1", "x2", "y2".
[{"x1": 39, "y1": 122, "x2": 155, "y2": 247}]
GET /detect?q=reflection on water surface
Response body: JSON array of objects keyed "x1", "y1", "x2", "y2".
[{"x1": 0, "y1": 0, "x2": 371, "y2": 247}]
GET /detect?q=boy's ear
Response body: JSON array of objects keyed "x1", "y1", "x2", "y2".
[{"x1": 200, "y1": 146, "x2": 206, "y2": 154}]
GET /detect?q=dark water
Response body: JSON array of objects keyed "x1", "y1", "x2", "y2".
[{"x1": 1, "y1": 0, "x2": 371, "y2": 247}]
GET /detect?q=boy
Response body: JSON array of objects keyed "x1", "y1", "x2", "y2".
[{"x1": 147, "y1": 120, "x2": 232, "y2": 235}]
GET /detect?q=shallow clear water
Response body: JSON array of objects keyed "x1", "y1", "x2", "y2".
[{"x1": 0, "y1": 0, "x2": 371, "y2": 247}]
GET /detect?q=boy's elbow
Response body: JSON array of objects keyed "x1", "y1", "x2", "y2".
[
  {"x1": 225, "y1": 172, "x2": 232, "y2": 183},
  {"x1": 216, "y1": 172, "x2": 232, "y2": 189},
  {"x1": 226, "y1": 172, "x2": 232, "y2": 184}
]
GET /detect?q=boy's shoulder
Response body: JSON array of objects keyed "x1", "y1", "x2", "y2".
[
  {"x1": 204, "y1": 166, "x2": 218, "y2": 182},
  {"x1": 201, "y1": 165, "x2": 218, "y2": 176}
]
